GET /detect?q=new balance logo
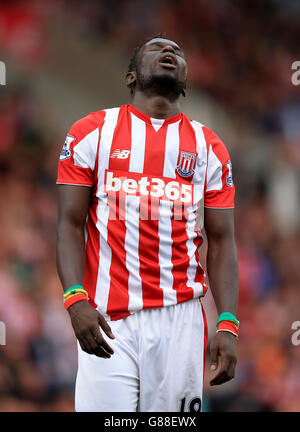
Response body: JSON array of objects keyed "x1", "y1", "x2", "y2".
[{"x1": 110, "y1": 149, "x2": 131, "y2": 159}]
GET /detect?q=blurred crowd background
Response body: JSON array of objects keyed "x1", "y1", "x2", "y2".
[{"x1": 0, "y1": 0, "x2": 299, "y2": 412}]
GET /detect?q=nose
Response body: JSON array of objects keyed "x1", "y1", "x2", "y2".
[{"x1": 161, "y1": 44, "x2": 176, "y2": 55}]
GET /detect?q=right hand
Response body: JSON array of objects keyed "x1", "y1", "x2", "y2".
[{"x1": 67, "y1": 300, "x2": 115, "y2": 358}]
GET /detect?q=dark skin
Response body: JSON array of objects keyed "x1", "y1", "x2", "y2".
[
  {"x1": 56, "y1": 185, "x2": 115, "y2": 358},
  {"x1": 204, "y1": 207, "x2": 238, "y2": 385},
  {"x1": 56, "y1": 38, "x2": 239, "y2": 385}
]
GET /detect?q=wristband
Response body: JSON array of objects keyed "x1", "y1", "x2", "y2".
[
  {"x1": 64, "y1": 288, "x2": 88, "y2": 300},
  {"x1": 216, "y1": 312, "x2": 239, "y2": 328},
  {"x1": 64, "y1": 285, "x2": 85, "y2": 296},
  {"x1": 216, "y1": 320, "x2": 239, "y2": 339},
  {"x1": 64, "y1": 293, "x2": 88, "y2": 310}
]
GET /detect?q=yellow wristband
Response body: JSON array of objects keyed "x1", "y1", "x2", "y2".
[{"x1": 63, "y1": 288, "x2": 88, "y2": 300}]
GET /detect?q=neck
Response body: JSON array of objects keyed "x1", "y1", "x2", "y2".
[{"x1": 131, "y1": 90, "x2": 181, "y2": 119}]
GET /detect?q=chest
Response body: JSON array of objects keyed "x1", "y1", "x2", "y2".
[{"x1": 96, "y1": 116, "x2": 207, "y2": 208}]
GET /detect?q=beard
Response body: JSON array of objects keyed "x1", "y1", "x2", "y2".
[{"x1": 136, "y1": 69, "x2": 186, "y2": 97}]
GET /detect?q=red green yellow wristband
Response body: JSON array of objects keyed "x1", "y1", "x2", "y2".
[
  {"x1": 64, "y1": 293, "x2": 88, "y2": 310},
  {"x1": 64, "y1": 288, "x2": 88, "y2": 300},
  {"x1": 64, "y1": 285, "x2": 84, "y2": 295},
  {"x1": 216, "y1": 320, "x2": 239, "y2": 339},
  {"x1": 216, "y1": 312, "x2": 239, "y2": 328}
]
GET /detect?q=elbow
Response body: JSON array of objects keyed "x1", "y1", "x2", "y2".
[{"x1": 207, "y1": 233, "x2": 237, "y2": 260}]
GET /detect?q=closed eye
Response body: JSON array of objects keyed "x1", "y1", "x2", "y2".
[{"x1": 145, "y1": 43, "x2": 184, "y2": 58}]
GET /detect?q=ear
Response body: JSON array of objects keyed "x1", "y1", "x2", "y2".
[{"x1": 125, "y1": 71, "x2": 136, "y2": 89}]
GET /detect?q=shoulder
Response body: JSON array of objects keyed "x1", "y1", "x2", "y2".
[
  {"x1": 68, "y1": 110, "x2": 106, "y2": 138},
  {"x1": 66, "y1": 107, "x2": 122, "y2": 144},
  {"x1": 183, "y1": 115, "x2": 227, "y2": 154},
  {"x1": 186, "y1": 117, "x2": 218, "y2": 141},
  {"x1": 189, "y1": 117, "x2": 229, "y2": 153}
]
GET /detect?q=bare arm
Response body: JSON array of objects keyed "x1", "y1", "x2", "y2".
[
  {"x1": 204, "y1": 207, "x2": 239, "y2": 385},
  {"x1": 56, "y1": 185, "x2": 91, "y2": 288},
  {"x1": 56, "y1": 184, "x2": 115, "y2": 358}
]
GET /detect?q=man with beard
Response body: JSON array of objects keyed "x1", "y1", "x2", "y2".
[{"x1": 56, "y1": 36, "x2": 239, "y2": 412}]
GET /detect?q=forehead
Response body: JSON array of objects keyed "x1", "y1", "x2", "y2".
[{"x1": 143, "y1": 38, "x2": 182, "y2": 51}]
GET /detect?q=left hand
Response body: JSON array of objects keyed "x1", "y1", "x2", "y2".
[{"x1": 209, "y1": 331, "x2": 237, "y2": 386}]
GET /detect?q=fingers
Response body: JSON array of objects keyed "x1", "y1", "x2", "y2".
[
  {"x1": 92, "y1": 326, "x2": 114, "y2": 356},
  {"x1": 210, "y1": 370, "x2": 228, "y2": 386},
  {"x1": 77, "y1": 326, "x2": 114, "y2": 358},
  {"x1": 69, "y1": 302, "x2": 116, "y2": 358},
  {"x1": 209, "y1": 332, "x2": 237, "y2": 386},
  {"x1": 210, "y1": 353, "x2": 236, "y2": 386},
  {"x1": 98, "y1": 313, "x2": 115, "y2": 340},
  {"x1": 210, "y1": 341, "x2": 219, "y2": 372}
]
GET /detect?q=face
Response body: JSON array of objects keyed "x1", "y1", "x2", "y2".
[{"x1": 128, "y1": 38, "x2": 187, "y2": 96}]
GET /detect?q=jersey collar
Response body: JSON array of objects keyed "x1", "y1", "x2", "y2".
[{"x1": 127, "y1": 104, "x2": 182, "y2": 127}]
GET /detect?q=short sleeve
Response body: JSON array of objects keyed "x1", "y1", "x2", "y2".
[
  {"x1": 56, "y1": 113, "x2": 100, "y2": 187},
  {"x1": 203, "y1": 127, "x2": 235, "y2": 208}
]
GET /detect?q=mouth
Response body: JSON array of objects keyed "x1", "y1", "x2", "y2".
[{"x1": 158, "y1": 54, "x2": 177, "y2": 69}]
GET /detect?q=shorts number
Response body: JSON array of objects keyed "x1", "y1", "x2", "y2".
[{"x1": 180, "y1": 397, "x2": 202, "y2": 412}]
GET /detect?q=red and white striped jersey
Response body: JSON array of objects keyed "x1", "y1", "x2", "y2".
[{"x1": 57, "y1": 104, "x2": 235, "y2": 321}]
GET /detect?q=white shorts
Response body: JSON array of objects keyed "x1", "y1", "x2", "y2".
[{"x1": 75, "y1": 298, "x2": 207, "y2": 412}]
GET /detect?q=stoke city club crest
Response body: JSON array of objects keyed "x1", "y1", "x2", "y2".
[{"x1": 176, "y1": 151, "x2": 197, "y2": 178}]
